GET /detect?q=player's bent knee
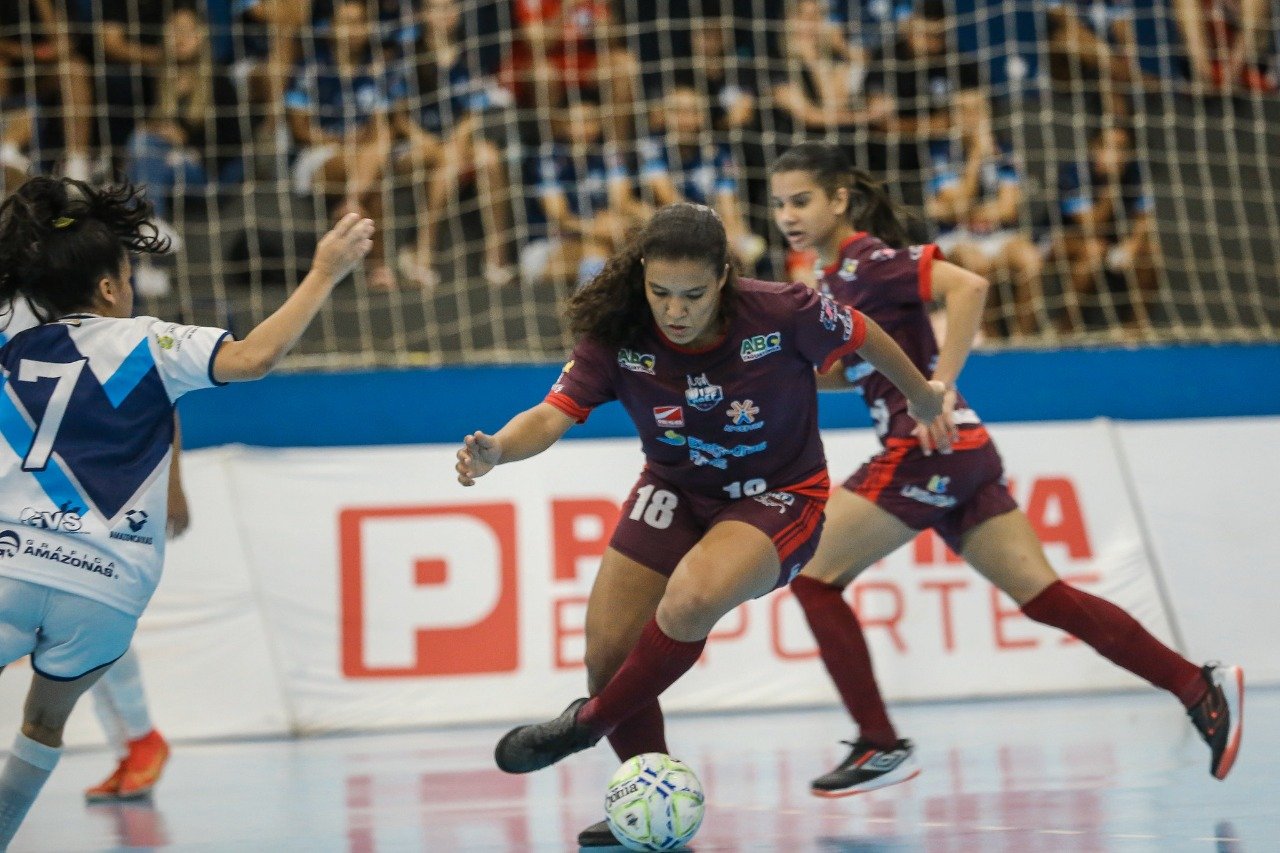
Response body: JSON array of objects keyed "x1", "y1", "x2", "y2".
[
  {"x1": 20, "y1": 720, "x2": 63, "y2": 748},
  {"x1": 655, "y1": 587, "x2": 723, "y2": 641}
]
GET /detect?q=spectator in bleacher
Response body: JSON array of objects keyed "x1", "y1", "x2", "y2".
[
  {"x1": 94, "y1": 0, "x2": 173, "y2": 159},
  {"x1": 863, "y1": 0, "x2": 980, "y2": 139},
  {"x1": 1045, "y1": 0, "x2": 1157, "y2": 118},
  {"x1": 638, "y1": 86, "x2": 765, "y2": 270},
  {"x1": 396, "y1": 0, "x2": 517, "y2": 289},
  {"x1": 679, "y1": 16, "x2": 758, "y2": 137},
  {"x1": 230, "y1": 0, "x2": 315, "y2": 136},
  {"x1": 1053, "y1": 124, "x2": 1159, "y2": 335},
  {"x1": 125, "y1": 5, "x2": 244, "y2": 296},
  {"x1": 0, "y1": 0, "x2": 95, "y2": 180},
  {"x1": 861, "y1": 0, "x2": 983, "y2": 209},
  {"x1": 500, "y1": 0, "x2": 640, "y2": 146},
  {"x1": 520, "y1": 97, "x2": 647, "y2": 289},
  {"x1": 770, "y1": 0, "x2": 892, "y2": 134},
  {"x1": 286, "y1": 0, "x2": 430, "y2": 290},
  {"x1": 1174, "y1": 0, "x2": 1277, "y2": 92},
  {"x1": 926, "y1": 92, "x2": 1043, "y2": 340}
]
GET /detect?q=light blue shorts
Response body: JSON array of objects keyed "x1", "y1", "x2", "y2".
[{"x1": 0, "y1": 577, "x2": 136, "y2": 680}]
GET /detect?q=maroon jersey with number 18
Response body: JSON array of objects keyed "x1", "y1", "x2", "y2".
[{"x1": 545, "y1": 278, "x2": 867, "y2": 498}]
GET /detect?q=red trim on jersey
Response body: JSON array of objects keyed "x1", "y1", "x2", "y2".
[
  {"x1": 544, "y1": 391, "x2": 592, "y2": 424},
  {"x1": 917, "y1": 244, "x2": 943, "y2": 302},
  {"x1": 653, "y1": 321, "x2": 729, "y2": 355},
  {"x1": 818, "y1": 309, "x2": 868, "y2": 373},
  {"x1": 773, "y1": 498, "x2": 825, "y2": 562},
  {"x1": 856, "y1": 444, "x2": 911, "y2": 503},
  {"x1": 821, "y1": 231, "x2": 869, "y2": 277},
  {"x1": 883, "y1": 424, "x2": 991, "y2": 452}
]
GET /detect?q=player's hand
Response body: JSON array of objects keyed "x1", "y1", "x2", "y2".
[
  {"x1": 456, "y1": 431, "x2": 502, "y2": 486},
  {"x1": 167, "y1": 485, "x2": 190, "y2": 538},
  {"x1": 908, "y1": 379, "x2": 954, "y2": 456},
  {"x1": 311, "y1": 213, "x2": 375, "y2": 286}
]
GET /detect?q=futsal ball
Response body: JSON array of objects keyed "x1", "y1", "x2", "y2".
[{"x1": 603, "y1": 752, "x2": 705, "y2": 851}]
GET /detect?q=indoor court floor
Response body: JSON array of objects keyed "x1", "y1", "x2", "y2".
[{"x1": 12, "y1": 687, "x2": 1277, "y2": 852}]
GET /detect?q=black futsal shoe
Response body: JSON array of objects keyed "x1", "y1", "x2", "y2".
[
  {"x1": 810, "y1": 738, "x2": 921, "y2": 797},
  {"x1": 578, "y1": 819, "x2": 621, "y2": 847},
  {"x1": 494, "y1": 697, "x2": 600, "y2": 774},
  {"x1": 1188, "y1": 663, "x2": 1244, "y2": 780}
]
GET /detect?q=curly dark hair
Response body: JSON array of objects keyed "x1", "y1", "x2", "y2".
[
  {"x1": 0, "y1": 176, "x2": 169, "y2": 324},
  {"x1": 772, "y1": 142, "x2": 915, "y2": 249},
  {"x1": 566, "y1": 202, "x2": 738, "y2": 348}
]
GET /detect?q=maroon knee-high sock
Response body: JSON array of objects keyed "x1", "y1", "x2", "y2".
[
  {"x1": 791, "y1": 575, "x2": 899, "y2": 749},
  {"x1": 606, "y1": 701, "x2": 668, "y2": 761},
  {"x1": 1022, "y1": 581, "x2": 1206, "y2": 707},
  {"x1": 578, "y1": 618, "x2": 704, "y2": 739}
]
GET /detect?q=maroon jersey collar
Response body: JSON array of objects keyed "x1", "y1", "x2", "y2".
[
  {"x1": 651, "y1": 319, "x2": 730, "y2": 354},
  {"x1": 821, "y1": 231, "x2": 868, "y2": 277}
]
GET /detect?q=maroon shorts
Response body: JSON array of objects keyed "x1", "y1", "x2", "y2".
[
  {"x1": 609, "y1": 469, "x2": 830, "y2": 591},
  {"x1": 843, "y1": 428, "x2": 1017, "y2": 554}
]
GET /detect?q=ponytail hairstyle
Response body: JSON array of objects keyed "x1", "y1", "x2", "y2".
[
  {"x1": 0, "y1": 176, "x2": 169, "y2": 323},
  {"x1": 567, "y1": 202, "x2": 737, "y2": 348},
  {"x1": 772, "y1": 142, "x2": 915, "y2": 248}
]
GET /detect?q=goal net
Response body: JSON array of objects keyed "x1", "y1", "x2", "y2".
[{"x1": 2, "y1": 0, "x2": 1275, "y2": 368}]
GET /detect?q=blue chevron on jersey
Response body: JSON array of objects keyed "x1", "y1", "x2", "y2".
[
  {"x1": 101, "y1": 338, "x2": 155, "y2": 407},
  {"x1": 0, "y1": 376, "x2": 85, "y2": 514},
  {"x1": 1, "y1": 325, "x2": 171, "y2": 521}
]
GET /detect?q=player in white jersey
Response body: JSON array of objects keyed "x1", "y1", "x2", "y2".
[
  {"x1": 0, "y1": 175, "x2": 373, "y2": 848},
  {"x1": 2, "y1": 296, "x2": 178, "y2": 802}
]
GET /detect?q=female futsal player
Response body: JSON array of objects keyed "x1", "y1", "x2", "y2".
[
  {"x1": 0, "y1": 176, "x2": 372, "y2": 846},
  {"x1": 768, "y1": 142, "x2": 1243, "y2": 796},
  {"x1": 456, "y1": 202, "x2": 947, "y2": 845},
  {"x1": 4, "y1": 297, "x2": 177, "y2": 803}
]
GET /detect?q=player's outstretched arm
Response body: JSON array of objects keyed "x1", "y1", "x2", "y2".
[
  {"x1": 854, "y1": 314, "x2": 950, "y2": 453},
  {"x1": 212, "y1": 213, "x2": 374, "y2": 382},
  {"x1": 918, "y1": 260, "x2": 988, "y2": 451},
  {"x1": 456, "y1": 402, "x2": 576, "y2": 486}
]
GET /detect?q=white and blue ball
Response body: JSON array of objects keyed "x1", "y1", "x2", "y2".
[{"x1": 603, "y1": 752, "x2": 705, "y2": 851}]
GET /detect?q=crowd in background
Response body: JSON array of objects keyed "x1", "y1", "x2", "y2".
[{"x1": 0, "y1": 0, "x2": 1276, "y2": 341}]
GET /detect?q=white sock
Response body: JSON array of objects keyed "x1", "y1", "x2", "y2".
[
  {"x1": 0, "y1": 732, "x2": 62, "y2": 848},
  {"x1": 90, "y1": 682, "x2": 129, "y2": 759},
  {"x1": 91, "y1": 647, "x2": 154, "y2": 743}
]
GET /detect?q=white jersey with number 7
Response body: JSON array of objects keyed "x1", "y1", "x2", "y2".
[{"x1": 0, "y1": 314, "x2": 228, "y2": 616}]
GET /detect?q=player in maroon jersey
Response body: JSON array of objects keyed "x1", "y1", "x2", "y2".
[
  {"x1": 455, "y1": 202, "x2": 947, "y2": 846},
  {"x1": 768, "y1": 142, "x2": 1243, "y2": 797}
]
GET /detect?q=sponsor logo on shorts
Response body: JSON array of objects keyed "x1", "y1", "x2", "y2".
[
  {"x1": 725, "y1": 400, "x2": 763, "y2": 432},
  {"x1": 618, "y1": 349, "x2": 656, "y2": 374},
  {"x1": 653, "y1": 406, "x2": 685, "y2": 427},
  {"x1": 739, "y1": 331, "x2": 782, "y2": 362},
  {"x1": 110, "y1": 509, "x2": 154, "y2": 545},
  {"x1": 753, "y1": 491, "x2": 795, "y2": 513},
  {"x1": 900, "y1": 475, "x2": 956, "y2": 508},
  {"x1": 20, "y1": 502, "x2": 85, "y2": 532},
  {"x1": 685, "y1": 373, "x2": 723, "y2": 411},
  {"x1": 837, "y1": 258, "x2": 859, "y2": 281},
  {"x1": 0, "y1": 530, "x2": 19, "y2": 558}
]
